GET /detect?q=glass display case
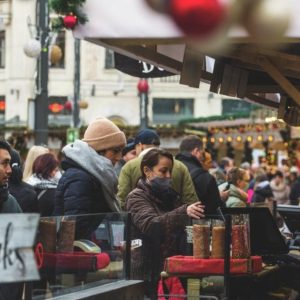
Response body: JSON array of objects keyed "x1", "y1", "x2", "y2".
[{"x1": 27, "y1": 213, "x2": 133, "y2": 299}]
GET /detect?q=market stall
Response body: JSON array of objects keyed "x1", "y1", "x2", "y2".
[{"x1": 56, "y1": 0, "x2": 300, "y2": 126}]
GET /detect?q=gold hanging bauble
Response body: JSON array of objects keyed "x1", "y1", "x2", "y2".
[
  {"x1": 242, "y1": 0, "x2": 291, "y2": 42},
  {"x1": 50, "y1": 45, "x2": 63, "y2": 65},
  {"x1": 78, "y1": 100, "x2": 88, "y2": 109}
]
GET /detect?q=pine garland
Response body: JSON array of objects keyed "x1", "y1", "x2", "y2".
[{"x1": 50, "y1": 0, "x2": 88, "y2": 31}]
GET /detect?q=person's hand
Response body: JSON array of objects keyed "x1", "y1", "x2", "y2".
[
  {"x1": 187, "y1": 202, "x2": 205, "y2": 219},
  {"x1": 220, "y1": 190, "x2": 229, "y2": 202}
]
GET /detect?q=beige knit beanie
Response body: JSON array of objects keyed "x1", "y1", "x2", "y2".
[{"x1": 83, "y1": 118, "x2": 126, "y2": 151}]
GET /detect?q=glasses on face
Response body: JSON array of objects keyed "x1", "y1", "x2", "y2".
[{"x1": 108, "y1": 147, "x2": 123, "y2": 154}]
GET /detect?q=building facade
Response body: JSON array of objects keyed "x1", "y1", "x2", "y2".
[{"x1": 0, "y1": 0, "x2": 228, "y2": 133}]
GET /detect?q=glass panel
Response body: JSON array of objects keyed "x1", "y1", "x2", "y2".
[
  {"x1": 31, "y1": 213, "x2": 130, "y2": 299},
  {"x1": 129, "y1": 213, "x2": 229, "y2": 299}
]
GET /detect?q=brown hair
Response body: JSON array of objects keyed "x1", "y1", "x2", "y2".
[
  {"x1": 227, "y1": 167, "x2": 246, "y2": 186},
  {"x1": 32, "y1": 153, "x2": 59, "y2": 179},
  {"x1": 140, "y1": 148, "x2": 173, "y2": 179}
]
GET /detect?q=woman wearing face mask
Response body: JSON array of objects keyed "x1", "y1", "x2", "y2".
[
  {"x1": 27, "y1": 153, "x2": 61, "y2": 216},
  {"x1": 126, "y1": 148, "x2": 204, "y2": 298},
  {"x1": 219, "y1": 167, "x2": 250, "y2": 207}
]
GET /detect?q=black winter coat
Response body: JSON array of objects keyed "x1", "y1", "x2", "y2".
[
  {"x1": 252, "y1": 183, "x2": 274, "y2": 203},
  {"x1": 35, "y1": 188, "x2": 56, "y2": 217},
  {"x1": 290, "y1": 177, "x2": 300, "y2": 205},
  {"x1": 54, "y1": 158, "x2": 111, "y2": 239},
  {"x1": 176, "y1": 152, "x2": 223, "y2": 214},
  {"x1": 9, "y1": 182, "x2": 38, "y2": 213}
]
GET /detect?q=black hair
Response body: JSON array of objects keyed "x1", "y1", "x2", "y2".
[
  {"x1": 274, "y1": 170, "x2": 284, "y2": 178},
  {"x1": 219, "y1": 157, "x2": 232, "y2": 170},
  {"x1": 0, "y1": 140, "x2": 12, "y2": 155},
  {"x1": 179, "y1": 135, "x2": 203, "y2": 153},
  {"x1": 9, "y1": 149, "x2": 23, "y2": 184},
  {"x1": 140, "y1": 148, "x2": 174, "y2": 179}
]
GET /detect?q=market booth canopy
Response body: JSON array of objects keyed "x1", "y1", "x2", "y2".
[{"x1": 73, "y1": 0, "x2": 300, "y2": 125}]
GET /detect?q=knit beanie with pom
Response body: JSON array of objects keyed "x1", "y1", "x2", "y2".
[{"x1": 83, "y1": 118, "x2": 126, "y2": 151}]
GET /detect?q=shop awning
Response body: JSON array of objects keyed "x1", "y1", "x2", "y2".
[{"x1": 73, "y1": 0, "x2": 300, "y2": 126}]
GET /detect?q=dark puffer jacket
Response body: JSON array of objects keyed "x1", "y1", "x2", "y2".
[
  {"x1": 176, "y1": 152, "x2": 223, "y2": 214},
  {"x1": 126, "y1": 179, "x2": 188, "y2": 289},
  {"x1": 9, "y1": 181, "x2": 38, "y2": 213},
  {"x1": 54, "y1": 158, "x2": 110, "y2": 239}
]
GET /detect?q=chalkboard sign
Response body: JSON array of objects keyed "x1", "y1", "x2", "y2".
[
  {"x1": 114, "y1": 53, "x2": 174, "y2": 78},
  {"x1": 0, "y1": 214, "x2": 40, "y2": 283}
]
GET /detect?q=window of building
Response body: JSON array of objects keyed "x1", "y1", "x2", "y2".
[
  {"x1": 152, "y1": 98, "x2": 194, "y2": 124},
  {"x1": 50, "y1": 31, "x2": 65, "y2": 68},
  {"x1": 104, "y1": 49, "x2": 114, "y2": 69},
  {"x1": 48, "y1": 96, "x2": 72, "y2": 126},
  {"x1": 0, "y1": 31, "x2": 5, "y2": 68}
]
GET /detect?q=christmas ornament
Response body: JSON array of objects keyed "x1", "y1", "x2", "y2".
[
  {"x1": 243, "y1": 0, "x2": 291, "y2": 41},
  {"x1": 169, "y1": 0, "x2": 226, "y2": 37},
  {"x1": 50, "y1": 45, "x2": 63, "y2": 65},
  {"x1": 78, "y1": 100, "x2": 88, "y2": 109},
  {"x1": 64, "y1": 100, "x2": 73, "y2": 112},
  {"x1": 63, "y1": 14, "x2": 78, "y2": 29},
  {"x1": 137, "y1": 79, "x2": 149, "y2": 93},
  {"x1": 23, "y1": 39, "x2": 42, "y2": 58},
  {"x1": 50, "y1": 0, "x2": 88, "y2": 31},
  {"x1": 145, "y1": 0, "x2": 169, "y2": 14}
]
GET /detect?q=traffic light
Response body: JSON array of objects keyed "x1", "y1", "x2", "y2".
[{"x1": 66, "y1": 128, "x2": 79, "y2": 144}]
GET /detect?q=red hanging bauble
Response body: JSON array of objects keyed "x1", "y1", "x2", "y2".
[
  {"x1": 169, "y1": 0, "x2": 225, "y2": 37},
  {"x1": 137, "y1": 79, "x2": 149, "y2": 93},
  {"x1": 63, "y1": 15, "x2": 78, "y2": 30},
  {"x1": 64, "y1": 100, "x2": 73, "y2": 111}
]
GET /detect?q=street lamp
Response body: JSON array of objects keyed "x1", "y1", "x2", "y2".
[
  {"x1": 35, "y1": 0, "x2": 49, "y2": 145},
  {"x1": 137, "y1": 79, "x2": 149, "y2": 129}
]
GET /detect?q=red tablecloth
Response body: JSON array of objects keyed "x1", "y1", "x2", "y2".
[{"x1": 164, "y1": 255, "x2": 262, "y2": 275}]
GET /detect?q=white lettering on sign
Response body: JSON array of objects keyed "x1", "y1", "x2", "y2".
[
  {"x1": 0, "y1": 214, "x2": 40, "y2": 283},
  {"x1": 139, "y1": 61, "x2": 165, "y2": 73}
]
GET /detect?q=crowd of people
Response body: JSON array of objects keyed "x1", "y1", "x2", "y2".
[{"x1": 0, "y1": 116, "x2": 299, "y2": 299}]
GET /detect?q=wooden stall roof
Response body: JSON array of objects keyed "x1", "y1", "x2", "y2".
[{"x1": 74, "y1": 0, "x2": 300, "y2": 125}]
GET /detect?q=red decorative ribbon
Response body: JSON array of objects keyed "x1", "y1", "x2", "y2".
[{"x1": 35, "y1": 243, "x2": 44, "y2": 269}]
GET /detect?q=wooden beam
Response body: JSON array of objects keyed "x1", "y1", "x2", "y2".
[
  {"x1": 245, "y1": 93, "x2": 279, "y2": 109},
  {"x1": 221, "y1": 46, "x2": 300, "y2": 75},
  {"x1": 228, "y1": 67, "x2": 241, "y2": 97},
  {"x1": 277, "y1": 96, "x2": 287, "y2": 119},
  {"x1": 180, "y1": 47, "x2": 203, "y2": 88},
  {"x1": 86, "y1": 39, "x2": 216, "y2": 82},
  {"x1": 210, "y1": 61, "x2": 225, "y2": 93},
  {"x1": 258, "y1": 56, "x2": 300, "y2": 106},
  {"x1": 237, "y1": 70, "x2": 249, "y2": 98},
  {"x1": 220, "y1": 64, "x2": 234, "y2": 95}
]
